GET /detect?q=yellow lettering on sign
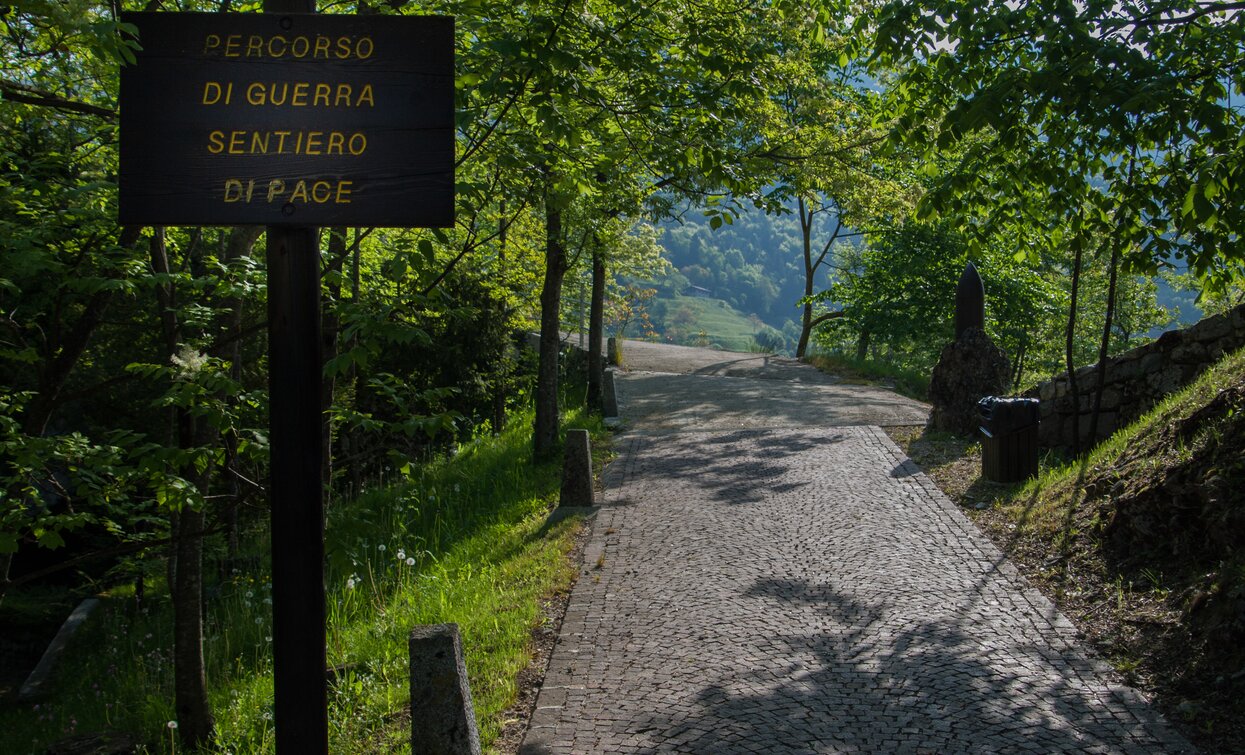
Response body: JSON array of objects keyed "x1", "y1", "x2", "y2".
[
  {"x1": 326, "y1": 131, "x2": 344, "y2": 155},
  {"x1": 303, "y1": 131, "x2": 323, "y2": 155},
  {"x1": 336, "y1": 180, "x2": 353, "y2": 203},
  {"x1": 242, "y1": 82, "x2": 374, "y2": 108},
  {"x1": 202, "y1": 81, "x2": 233, "y2": 105},
  {"x1": 290, "y1": 82, "x2": 310, "y2": 107},
  {"x1": 206, "y1": 130, "x2": 367, "y2": 156},
  {"x1": 203, "y1": 34, "x2": 374, "y2": 60},
  {"x1": 314, "y1": 83, "x2": 331, "y2": 107},
  {"x1": 221, "y1": 179, "x2": 354, "y2": 205}
]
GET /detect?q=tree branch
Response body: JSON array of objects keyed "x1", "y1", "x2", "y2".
[
  {"x1": 808, "y1": 310, "x2": 847, "y2": 330},
  {"x1": 0, "y1": 78, "x2": 116, "y2": 119}
]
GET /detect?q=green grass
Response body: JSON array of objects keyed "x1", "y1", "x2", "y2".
[
  {"x1": 651, "y1": 295, "x2": 767, "y2": 352},
  {"x1": 0, "y1": 408, "x2": 607, "y2": 754},
  {"x1": 1003, "y1": 345, "x2": 1245, "y2": 537},
  {"x1": 806, "y1": 353, "x2": 931, "y2": 401}
]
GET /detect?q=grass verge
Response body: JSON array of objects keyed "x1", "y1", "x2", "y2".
[
  {"x1": 0, "y1": 408, "x2": 608, "y2": 754},
  {"x1": 806, "y1": 353, "x2": 930, "y2": 401}
]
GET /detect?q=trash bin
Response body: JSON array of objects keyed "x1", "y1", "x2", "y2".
[{"x1": 978, "y1": 397, "x2": 1040, "y2": 483}]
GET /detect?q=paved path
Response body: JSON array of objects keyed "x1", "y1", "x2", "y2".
[
  {"x1": 612, "y1": 341, "x2": 930, "y2": 432},
  {"x1": 521, "y1": 346, "x2": 1190, "y2": 753}
]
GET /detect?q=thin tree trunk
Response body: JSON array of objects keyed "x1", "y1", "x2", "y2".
[
  {"x1": 586, "y1": 245, "x2": 605, "y2": 412},
  {"x1": 1065, "y1": 241, "x2": 1085, "y2": 457},
  {"x1": 492, "y1": 201, "x2": 508, "y2": 434},
  {"x1": 322, "y1": 227, "x2": 346, "y2": 504},
  {"x1": 1088, "y1": 236, "x2": 1123, "y2": 445},
  {"x1": 797, "y1": 197, "x2": 815, "y2": 359},
  {"x1": 856, "y1": 330, "x2": 870, "y2": 362},
  {"x1": 150, "y1": 226, "x2": 214, "y2": 747},
  {"x1": 217, "y1": 227, "x2": 262, "y2": 558},
  {"x1": 347, "y1": 229, "x2": 364, "y2": 495},
  {"x1": 172, "y1": 487, "x2": 212, "y2": 745},
  {"x1": 1012, "y1": 338, "x2": 1028, "y2": 389},
  {"x1": 1088, "y1": 152, "x2": 1136, "y2": 447},
  {"x1": 534, "y1": 189, "x2": 568, "y2": 461}
]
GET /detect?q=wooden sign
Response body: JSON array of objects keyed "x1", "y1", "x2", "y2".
[{"x1": 119, "y1": 12, "x2": 453, "y2": 227}]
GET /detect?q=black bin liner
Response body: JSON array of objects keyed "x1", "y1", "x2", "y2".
[{"x1": 977, "y1": 397, "x2": 1039, "y2": 483}]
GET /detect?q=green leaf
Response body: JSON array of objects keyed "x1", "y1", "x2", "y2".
[
  {"x1": 37, "y1": 529, "x2": 66, "y2": 550},
  {"x1": 418, "y1": 239, "x2": 436, "y2": 266}
]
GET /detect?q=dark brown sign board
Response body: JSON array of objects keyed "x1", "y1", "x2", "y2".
[{"x1": 119, "y1": 12, "x2": 453, "y2": 227}]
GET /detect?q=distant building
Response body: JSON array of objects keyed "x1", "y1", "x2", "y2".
[{"x1": 684, "y1": 285, "x2": 714, "y2": 299}]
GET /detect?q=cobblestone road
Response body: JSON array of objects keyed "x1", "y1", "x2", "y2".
[{"x1": 520, "y1": 354, "x2": 1191, "y2": 753}]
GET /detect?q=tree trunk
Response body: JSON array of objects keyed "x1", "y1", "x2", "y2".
[
  {"x1": 796, "y1": 197, "x2": 815, "y2": 359},
  {"x1": 856, "y1": 330, "x2": 870, "y2": 361},
  {"x1": 1012, "y1": 338, "x2": 1028, "y2": 389},
  {"x1": 533, "y1": 193, "x2": 568, "y2": 462},
  {"x1": 1065, "y1": 242, "x2": 1085, "y2": 457},
  {"x1": 322, "y1": 227, "x2": 346, "y2": 504},
  {"x1": 172, "y1": 485, "x2": 212, "y2": 746},
  {"x1": 216, "y1": 227, "x2": 262, "y2": 559},
  {"x1": 150, "y1": 226, "x2": 214, "y2": 748},
  {"x1": 492, "y1": 201, "x2": 508, "y2": 434},
  {"x1": 1088, "y1": 153, "x2": 1135, "y2": 447},
  {"x1": 1088, "y1": 236, "x2": 1122, "y2": 445},
  {"x1": 586, "y1": 247, "x2": 606, "y2": 412},
  {"x1": 346, "y1": 229, "x2": 365, "y2": 495}
]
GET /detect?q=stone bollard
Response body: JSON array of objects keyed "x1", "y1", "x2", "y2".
[
  {"x1": 409, "y1": 624, "x2": 482, "y2": 755},
  {"x1": 19, "y1": 598, "x2": 100, "y2": 701},
  {"x1": 954, "y1": 262, "x2": 985, "y2": 341},
  {"x1": 560, "y1": 429, "x2": 593, "y2": 507},
  {"x1": 607, "y1": 336, "x2": 620, "y2": 367},
  {"x1": 603, "y1": 368, "x2": 620, "y2": 418}
]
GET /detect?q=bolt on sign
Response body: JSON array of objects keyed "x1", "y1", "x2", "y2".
[{"x1": 119, "y1": 12, "x2": 453, "y2": 227}]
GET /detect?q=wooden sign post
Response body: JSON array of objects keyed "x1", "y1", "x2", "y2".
[{"x1": 119, "y1": 4, "x2": 452, "y2": 752}]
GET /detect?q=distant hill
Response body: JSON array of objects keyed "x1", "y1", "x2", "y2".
[
  {"x1": 647, "y1": 206, "x2": 814, "y2": 339},
  {"x1": 646, "y1": 294, "x2": 783, "y2": 353}
]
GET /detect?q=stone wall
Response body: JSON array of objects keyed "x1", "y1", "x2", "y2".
[{"x1": 1026, "y1": 303, "x2": 1245, "y2": 450}]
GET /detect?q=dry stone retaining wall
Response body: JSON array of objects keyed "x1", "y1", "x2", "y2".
[{"x1": 1026, "y1": 303, "x2": 1245, "y2": 449}]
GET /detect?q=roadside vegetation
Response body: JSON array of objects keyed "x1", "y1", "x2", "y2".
[
  {"x1": 889, "y1": 346, "x2": 1245, "y2": 754},
  {"x1": 0, "y1": 407, "x2": 607, "y2": 754}
]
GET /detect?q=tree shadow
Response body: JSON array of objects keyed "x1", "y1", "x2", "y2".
[
  {"x1": 617, "y1": 573, "x2": 1185, "y2": 753},
  {"x1": 603, "y1": 430, "x2": 845, "y2": 506}
]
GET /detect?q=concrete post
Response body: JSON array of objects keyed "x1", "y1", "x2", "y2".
[
  {"x1": 603, "y1": 368, "x2": 620, "y2": 418},
  {"x1": 409, "y1": 623, "x2": 482, "y2": 755},
  {"x1": 560, "y1": 428, "x2": 594, "y2": 507},
  {"x1": 19, "y1": 598, "x2": 100, "y2": 701},
  {"x1": 607, "y1": 336, "x2": 620, "y2": 366}
]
